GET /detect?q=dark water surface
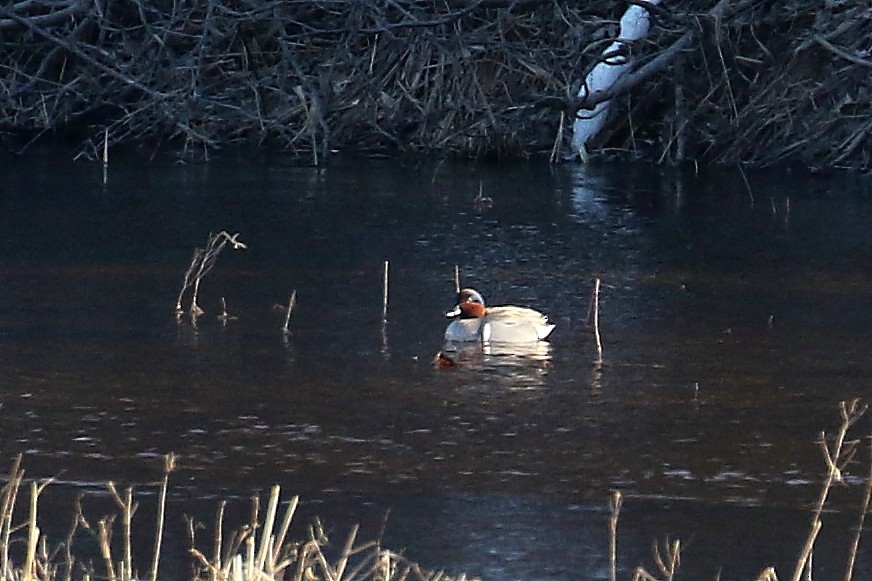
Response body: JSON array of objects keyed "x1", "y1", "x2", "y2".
[{"x1": 2, "y1": 155, "x2": 872, "y2": 579}]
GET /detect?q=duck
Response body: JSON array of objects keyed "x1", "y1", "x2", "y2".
[{"x1": 444, "y1": 288, "x2": 556, "y2": 344}]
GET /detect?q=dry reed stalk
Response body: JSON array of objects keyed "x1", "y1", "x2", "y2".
[
  {"x1": 254, "y1": 485, "x2": 280, "y2": 574},
  {"x1": 549, "y1": 110, "x2": 565, "y2": 164},
  {"x1": 339, "y1": 540, "x2": 382, "y2": 579},
  {"x1": 756, "y1": 567, "x2": 778, "y2": 581},
  {"x1": 175, "y1": 248, "x2": 204, "y2": 313},
  {"x1": 1, "y1": 454, "x2": 25, "y2": 578},
  {"x1": 184, "y1": 491, "x2": 476, "y2": 581},
  {"x1": 791, "y1": 399, "x2": 867, "y2": 581},
  {"x1": 176, "y1": 232, "x2": 247, "y2": 317},
  {"x1": 149, "y1": 453, "x2": 175, "y2": 581},
  {"x1": 453, "y1": 265, "x2": 460, "y2": 294},
  {"x1": 291, "y1": 539, "x2": 319, "y2": 581},
  {"x1": 334, "y1": 524, "x2": 359, "y2": 580},
  {"x1": 271, "y1": 496, "x2": 299, "y2": 565},
  {"x1": 307, "y1": 519, "x2": 330, "y2": 574},
  {"x1": 22, "y1": 481, "x2": 38, "y2": 581},
  {"x1": 214, "y1": 500, "x2": 226, "y2": 576},
  {"x1": 630, "y1": 536, "x2": 683, "y2": 581},
  {"x1": 632, "y1": 567, "x2": 660, "y2": 581},
  {"x1": 188, "y1": 500, "x2": 228, "y2": 580},
  {"x1": 75, "y1": 493, "x2": 119, "y2": 581},
  {"x1": 244, "y1": 532, "x2": 255, "y2": 580},
  {"x1": 96, "y1": 518, "x2": 116, "y2": 581},
  {"x1": 382, "y1": 260, "x2": 389, "y2": 322},
  {"x1": 654, "y1": 538, "x2": 681, "y2": 581},
  {"x1": 843, "y1": 437, "x2": 872, "y2": 581},
  {"x1": 107, "y1": 482, "x2": 137, "y2": 579},
  {"x1": 74, "y1": 495, "x2": 116, "y2": 581},
  {"x1": 793, "y1": 520, "x2": 821, "y2": 581},
  {"x1": 101, "y1": 127, "x2": 109, "y2": 186},
  {"x1": 62, "y1": 509, "x2": 79, "y2": 581},
  {"x1": 219, "y1": 523, "x2": 252, "y2": 578},
  {"x1": 2, "y1": 456, "x2": 473, "y2": 581},
  {"x1": 282, "y1": 290, "x2": 297, "y2": 335},
  {"x1": 218, "y1": 297, "x2": 236, "y2": 324},
  {"x1": 244, "y1": 494, "x2": 259, "y2": 580},
  {"x1": 594, "y1": 277, "x2": 603, "y2": 364},
  {"x1": 609, "y1": 491, "x2": 622, "y2": 581}
]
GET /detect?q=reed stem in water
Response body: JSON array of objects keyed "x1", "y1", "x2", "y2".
[
  {"x1": 609, "y1": 491, "x2": 622, "y2": 581},
  {"x1": 150, "y1": 453, "x2": 175, "y2": 581},
  {"x1": 594, "y1": 277, "x2": 603, "y2": 364},
  {"x1": 282, "y1": 290, "x2": 297, "y2": 334},
  {"x1": 382, "y1": 260, "x2": 389, "y2": 321}
]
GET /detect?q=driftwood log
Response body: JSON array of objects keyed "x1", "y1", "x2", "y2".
[{"x1": 0, "y1": 0, "x2": 870, "y2": 170}]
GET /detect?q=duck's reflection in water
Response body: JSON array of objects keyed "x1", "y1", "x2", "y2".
[{"x1": 437, "y1": 341, "x2": 553, "y2": 390}]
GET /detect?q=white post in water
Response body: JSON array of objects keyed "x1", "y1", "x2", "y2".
[{"x1": 572, "y1": 1, "x2": 661, "y2": 161}]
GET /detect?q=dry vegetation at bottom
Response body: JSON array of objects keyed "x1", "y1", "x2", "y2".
[
  {"x1": 0, "y1": 1, "x2": 871, "y2": 169},
  {"x1": 1, "y1": 399, "x2": 871, "y2": 581},
  {"x1": 1, "y1": 453, "x2": 480, "y2": 581}
]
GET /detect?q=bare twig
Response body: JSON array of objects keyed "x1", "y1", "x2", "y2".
[
  {"x1": 176, "y1": 231, "x2": 247, "y2": 317},
  {"x1": 792, "y1": 399, "x2": 867, "y2": 581},
  {"x1": 107, "y1": 482, "x2": 138, "y2": 579},
  {"x1": 1, "y1": 454, "x2": 25, "y2": 577},
  {"x1": 843, "y1": 436, "x2": 872, "y2": 581}
]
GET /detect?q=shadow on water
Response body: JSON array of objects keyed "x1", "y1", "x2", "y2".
[{"x1": 2, "y1": 154, "x2": 872, "y2": 578}]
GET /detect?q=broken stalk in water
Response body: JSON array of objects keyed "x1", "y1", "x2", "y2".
[
  {"x1": 282, "y1": 290, "x2": 297, "y2": 335},
  {"x1": 175, "y1": 231, "x2": 247, "y2": 318}
]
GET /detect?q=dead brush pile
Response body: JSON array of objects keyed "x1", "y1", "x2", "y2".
[{"x1": 0, "y1": 0, "x2": 870, "y2": 169}]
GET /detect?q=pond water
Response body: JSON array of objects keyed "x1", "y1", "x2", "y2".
[{"x1": 2, "y1": 154, "x2": 872, "y2": 579}]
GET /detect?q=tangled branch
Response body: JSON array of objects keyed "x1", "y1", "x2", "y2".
[{"x1": 0, "y1": 0, "x2": 870, "y2": 169}]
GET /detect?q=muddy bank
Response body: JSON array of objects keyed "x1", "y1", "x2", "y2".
[{"x1": 1, "y1": 0, "x2": 870, "y2": 170}]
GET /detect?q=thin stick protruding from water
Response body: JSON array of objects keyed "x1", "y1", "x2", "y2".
[
  {"x1": 255, "y1": 485, "x2": 280, "y2": 573},
  {"x1": 218, "y1": 297, "x2": 234, "y2": 324},
  {"x1": 594, "y1": 277, "x2": 603, "y2": 364},
  {"x1": 22, "y1": 482, "x2": 38, "y2": 581},
  {"x1": 382, "y1": 260, "x2": 389, "y2": 321},
  {"x1": 791, "y1": 398, "x2": 867, "y2": 581},
  {"x1": 454, "y1": 265, "x2": 460, "y2": 294},
  {"x1": 843, "y1": 437, "x2": 872, "y2": 581},
  {"x1": 1, "y1": 454, "x2": 25, "y2": 578},
  {"x1": 73, "y1": 497, "x2": 116, "y2": 580},
  {"x1": 150, "y1": 453, "x2": 175, "y2": 581},
  {"x1": 175, "y1": 231, "x2": 247, "y2": 317},
  {"x1": 656, "y1": 538, "x2": 681, "y2": 581},
  {"x1": 272, "y1": 495, "x2": 299, "y2": 564},
  {"x1": 107, "y1": 482, "x2": 136, "y2": 578},
  {"x1": 102, "y1": 128, "x2": 109, "y2": 185},
  {"x1": 282, "y1": 290, "x2": 297, "y2": 335},
  {"x1": 609, "y1": 491, "x2": 622, "y2": 581}
]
